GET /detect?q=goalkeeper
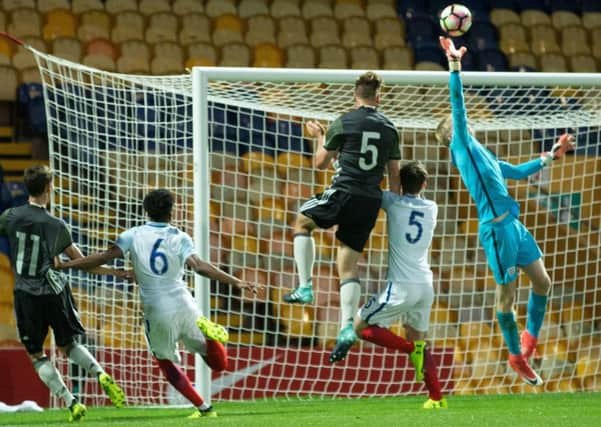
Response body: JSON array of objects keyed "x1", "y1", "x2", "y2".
[{"x1": 437, "y1": 36, "x2": 575, "y2": 386}]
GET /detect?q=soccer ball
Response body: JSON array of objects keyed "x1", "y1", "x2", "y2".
[{"x1": 439, "y1": 4, "x2": 472, "y2": 37}]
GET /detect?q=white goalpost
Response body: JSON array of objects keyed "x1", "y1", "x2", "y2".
[{"x1": 28, "y1": 46, "x2": 601, "y2": 406}]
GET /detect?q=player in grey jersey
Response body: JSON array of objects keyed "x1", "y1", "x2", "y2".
[
  {"x1": 0, "y1": 165, "x2": 127, "y2": 421},
  {"x1": 329, "y1": 162, "x2": 446, "y2": 409},
  {"x1": 282, "y1": 71, "x2": 402, "y2": 362}
]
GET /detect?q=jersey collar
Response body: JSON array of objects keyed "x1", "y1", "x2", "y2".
[
  {"x1": 29, "y1": 201, "x2": 46, "y2": 209},
  {"x1": 147, "y1": 221, "x2": 169, "y2": 227}
]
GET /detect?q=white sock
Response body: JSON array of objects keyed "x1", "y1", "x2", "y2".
[
  {"x1": 200, "y1": 402, "x2": 211, "y2": 410},
  {"x1": 34, "y1": 356, "x2": 74, "y2": 407},
  {"x1": 68, "y1": 343, "x2": 104, "y2": 377},
  {"x1": 294, "y1": 234, "x2": 315, "y2": 288},
  {"x1": 339, "y1": 280, "x2": 361, "y2": 328}
]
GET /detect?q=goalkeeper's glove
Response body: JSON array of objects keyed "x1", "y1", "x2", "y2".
[{"x1": 541, "y1": 133, "x2": 575, "y2": 167}]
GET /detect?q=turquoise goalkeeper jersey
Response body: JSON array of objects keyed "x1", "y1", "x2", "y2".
[{"x1": 448, "y1": 71, "x2": 545, "y2": 223}]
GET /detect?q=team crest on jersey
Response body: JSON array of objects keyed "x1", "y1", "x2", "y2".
[{"x1": 506, "y1": 266, "x2": 517, "y2": 278}]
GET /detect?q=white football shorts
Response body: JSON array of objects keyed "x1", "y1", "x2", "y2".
[
  {"x1": 142, "y1": 288, "x2": 207, "y2": 362},
  {"x1": 358, "y1": 281, "x2": 434, "y2": 333}
]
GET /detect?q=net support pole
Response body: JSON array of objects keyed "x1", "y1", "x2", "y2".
[{"x1": 193, "y1": 69, "x2": 212, "y2": 403}]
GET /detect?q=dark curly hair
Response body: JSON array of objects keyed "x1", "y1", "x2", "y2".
[
  {"x1": 400, "y1": 161, "x2": 428, "y2": 195},
  {"x1": 143, "y1": 189, "x2": 174, "y2": 222}
]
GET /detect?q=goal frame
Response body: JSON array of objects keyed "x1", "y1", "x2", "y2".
[{"x1": 192, "y1": 67, "x2": 600, "y2": 401}]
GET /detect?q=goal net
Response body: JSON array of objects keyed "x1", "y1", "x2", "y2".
[{"x1": 30, "y1": 47, "x2": 601, "y2": 406}]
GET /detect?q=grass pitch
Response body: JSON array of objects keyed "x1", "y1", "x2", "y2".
[{"x1": 1, "y1": 393, "x2": 600, "y2": 427}]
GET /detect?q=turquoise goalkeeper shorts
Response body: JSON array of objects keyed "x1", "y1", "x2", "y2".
[{"x1": 479, "y1": 215, "x2": 543, "y2": 285}]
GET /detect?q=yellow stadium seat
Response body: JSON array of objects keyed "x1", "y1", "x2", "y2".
[
  {"x1": 151, "y1": 42, "x2": 184, "y2": 74},
  {"x1": 561, "y1": 26, "x2": 592, "y2": 56},
  {"x1": 271, "y1": 287, "x2": 315, "y2": 337},
  {"x1": 85, "y1": 38, "x2": 118, "y2": 61},
  {"x1": 569, "y1": 55, "x2": 598, "y2": 72},
  {"x1": 551, "y1": 10, "x2": 582, "y2": 30},
  {"x1": 382, "y1": 46, "x2": 413, "y2": 69},
  {"x1": 276, "y1": 152, "x2": 312, "y2": 179},
  {"x1": 186, "y1": 42, "x2": 217, "y2": 66},
  {"x1": 253, "y1": 43, "x2": 283, "y2": 67},
  {"x1": 539, "y1": 53, "x2": 568, "y2": 72},
  {"x1": 271, "y1": 0, "x2": 301, "y2": 18},
  {"x1": 51, "y1": 37, "x2": 82, "y2": 62},
  {"x1": 229, "y1": 236, "x2": 261, "y2": 269},
  {"x1": 310, "y1": 16, "x2": 341, "y2": 48},
  {"x1": 112, "y1": 11, "x2": 145, "y2": 43},
  {"x1": 499, "y1": 37, "x2": 530, "y2": 55},
  {"x1": 529, "y1": 24, "x2": 560, "y2": 56},
  {"x1": 521, "y1": 9, "x2": 551, "y2": 27},
  {"x1": 77, "y1": 10, "x2": 111, "y2": 43},
  {"x1": 302, "y1": 0, "x2": 334, "y2": 19},
  {"x1": 582, "y1": 12, "x2": 601, "y2": 31},
  {"x1": 508, "y1": 52, "x2": 537, "y2": 70},
  {"x1": 8, "y1": 8, "x2": 41, "y2": 38},
  {"x1": 105, "y1": 0, "x2": 138, "y2": 15},
  {"x1": 334, "y1": 0, "x2": 364, "y2": 20},
  {"x1": 146, "y1": 12, "x2": 179, "y2": 44},
  {"x1": 0, "y1": 38, "x2": 13, "y2": 65},
  {"x1": 82, "y1": 53, "x2": 116, "y2": 71},
  {"x1": 246, "y1": 15, "x2": 277, "y2": 47},
  {"x1": 3, "y1": 0, "x2": 35, "y2": 11},
  {"x1": 277, "y1": 16, "x2": 308, "y2": 48},
  {"x1": 212, "y1": 15, "x2": 244, "y2": 47},
  {"x1": 342, "y1": 17, "x2": 372, "y2": 48},
  {"x1": 374, "y1": 17, "x2": 405, "y2": 50},
  {"x1": 43, "y1": 9, "x2": 76, "y2": 41},
  {"x1": 12, "y1": 37, "x2": 46, "y2": 70},
  {"x1": 240, "y1": 151, "x2": 275, "y2": 174},
  {"x1": 71, "y1": 0, "x2": 104, "y2": 14},
  {"x1": 173, "y1": 0, "x2": 204, "y2": 16},
  {"x1": 256, "y1": 196, "x2": 287, "y2": 225},
  {"x1": 367, "y1": 2, "x2": 397, "y2": 20},
  {"x1": 139, "y1": 0, "x2": 172, "y2": 16}
]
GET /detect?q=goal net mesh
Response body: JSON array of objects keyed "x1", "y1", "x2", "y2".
[{"x1": 31, "y1": 48, "x2": 601, "y2": 406}]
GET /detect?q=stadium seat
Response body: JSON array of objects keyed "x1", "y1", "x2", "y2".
[
  {"x1": 212, "y1": 14, "x2": 244, "y2": 47},
  {"x1": 245, "y1": 15, "x2": 277, "y2": 47},
  {"x1": 12, "y1": 37, "x2": 45, "y2": 70},
  {"x1": 508, "y1": 52, "x2": 537, "y2": 70},
  {"x1": 334, "y1": 0, "x2": 364, "y2": 19},
  {"x1": 366, "y1": 2, "x2": 398, "y2": 20},
  {"x1": 42, "y1": 8, "x2": 76, "y2": 41},
  {"x1": 569, "y1": 55, "x2": 598, "y2": 72},
  {"x1": 270, "y1": 0, "x2": 302, "y2": 18},
  {"x1": 173, "y1": 0, "x2": 204, "y2": 15},
  {"x1": 111, "y1": 11, "x2": 145, "y2": 43},
  {"x1": 205, "y1": 0, "x2": 237, "y2": 18},
  {"x1": 521, "y1": 9, "x2": 551, "y2": 27},
  {"x1": 8, "y1": 8, "x2": 41, "y2": 38},
  {"x1": 219, "y1": 42, "x2": 251, "y2": 67},
  {"x1": 105, "y1": 0, "x2": 137, "y2": 14},
  {"x1": 374, "y1": 17, "x2": 405, "y2": 49},
  {"x1": 77, "y1": 10, "x2": 111, "y2": 43},
  {"x1": 255, "y1": 196, "x2": 287, "y2": 237},
  {"x1": 561, "y1": 26, "x2": 592, "y2": 56},
  {"x1": 151, "y1": 42, "x2": 184, "y2": 75},
  {"x1": 583, "y1": 12, "x2": 601, "y2": 30},
  {"x1": 341, "y1": 16, "x2": 372, "y2": 48},
  {"x1": 382, "y1": 46, "x2": 413, "y2": 69},
  {"x1": 271, "y1": 286, "x2": 315, "y2": 337},
  {"x1": 239, "y1": 0, "x2": 269, "y2": 18},
  {"x1": 138, "y1": 0, "x2": 171, "y2": 16},
  {"x1": 277, "y1": 16, "x2": 308, "y2": 48},
  {"x1": 0, "y1": 38, "x2": 12, "y2": 65},
  {"x1": 489, "y1": 8, "x2": 520, "y2": 27},
  {"x1": 318, "y1": 45, "x2": 348, "y2": 69},
  {"x1": 85, "y1": 38, "x2": 118, "y2": 61},
  {"x1": 117, "y1": 40, "x2": 151, "y2": 73},
  {"x1": 350, "y1": 45, "x2": 380, "y2": 69},
  {"x1": 285, "y1": 44, "x2": 316, "y2": 68},
  {"x1": 82, "y1": 53, "x2": 116, "y2": 71},
  {"x1": 187, "y1": 42, "x2": 218, "y2": 66},
  {"x1": 179, "y1": 13, "x2": 211, "y2": 45},
  {"x1": 529, "y1": 24, "x2": 560, "y2": 55},
  {"x1": 310, "y1": 16, "x2": 341, "y2": 48},
  {"x1": 551, "y1": 10, "x2": 582, "y2": 30},
  {"x1": 498, "y1": 22, "x2": 528, "y2": 43},
  {"x1": 302, "y1": 0, "x2": 334, "y2": 19},
  {"x1": 70, "y1": 0, "x2": 103, "y2": 14},
  {"x1": 2, "y1": 0, "x2": 35, "y2": 11},
  {"x1": 253, "y1": 43, "x2": 284, "y2": 67},
  {"x1": 51, "y1": 37, "x2": 82, "y2": 62},
  {"x1": 146, "y1": 12, "x2": 179, "y2": 44},
  {"x1": 229, "y1": 235, "x2": 261, "y2": 269}
]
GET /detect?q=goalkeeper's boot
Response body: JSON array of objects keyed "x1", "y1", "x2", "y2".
[
  {"x1": 68, "y1": 399, "x2": 87, "y2": 422},
  {"x1": 329, "y1": 324, "x2": 358, "y2": 363},
  {"x1": 196, "y1": 316, "x2": 229, "y2": 344},
  {"x1": 282, "y1": 285, "x2": 313, "y2": 304},
  {"x1": 423, "y1": 398, "x2": 448, "y2": 409},
  {"x1": 409, "y1": 340, "x2": 426, "y2": 382},
  {"x1": 520, "y1": 330, "x2": 538, "y2": 359},
  {"x1": 509, "y1": 354, "x2": 543, "y2": 386},
  {"x1": 98, "y1": 372, "x2": 126, "y2": 408},
  {"x1": 188, "y1": 406, "x2": 218, "y2": 418}
]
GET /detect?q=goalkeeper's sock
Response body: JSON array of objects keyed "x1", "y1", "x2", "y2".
[
  {"x1": 67, "y1": 343, "x2": 103, "y2": 376},
  {"x1": 203, "y1": 340, "x2": 228, "y2": 372},
  {"x1": 157, "y1": 359, "x2": 204, "y2": 407},
  {"x1": 293, "y1": 233, "x2": 315, "y2": 288},
  {"x1": 496, "y1": 311, "x2": 521, "y2": 355},
  {"x1": 526, "y1": 291, "x2": 548, "y2": 339},
  {"x1": 34, "y1": 356, "x2": 75, "y2": 407},
  {"x1": 360, "y1": 325, "x2": 414, "y2": 353},
  {"x1": 339, "y1": 279, "x2": 361, "y2": 327},
  {"x1": 424, "y1": 349, "x2": 442, "y2": 401}
]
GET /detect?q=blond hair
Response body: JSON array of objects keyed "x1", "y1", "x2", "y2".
[{"x1": 435, "y1": 115, "x2": 453, "y2": 146}]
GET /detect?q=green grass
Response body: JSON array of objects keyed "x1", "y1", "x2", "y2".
[{"x1": 1, "y1": 393, "x2": 601, "y2": 427}]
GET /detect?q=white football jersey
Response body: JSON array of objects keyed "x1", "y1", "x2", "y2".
[
  {"x1": 115, "y1": 222, "x2": 196, "y2": 307},
  {"x1": 381, "y1": 191, "x2": 438, "y2": 284}
]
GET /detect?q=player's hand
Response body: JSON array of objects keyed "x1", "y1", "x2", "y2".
[
  {"x1": 551, "y1": 133, "x2": 576, "y2": 159},
  {"x1": 53, "y1": 256, "x2": 65, "y2": 270},
  {"x1": 305, "y1": 120, "x2": 326, "y2": 138},
  {"x1": 439, "y1": 36, "x2": 467, "y2": 61},
  {"x1": 120, "y1": 270, "x2": 136, "y2": 283},
  {"x1": 236, "y1": 280, "x2": 263, "y2": 295}
]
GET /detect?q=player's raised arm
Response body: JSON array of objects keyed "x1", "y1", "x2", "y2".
[
  {"x1": 439, "y1": 36, "x2": 470, "y2": 147},
  {"x1": 57, "y1": 245, "x2": 131, "y2": 281},
  {"x1": 186, "y1": 254, "x2": 262, "y2": 295}
]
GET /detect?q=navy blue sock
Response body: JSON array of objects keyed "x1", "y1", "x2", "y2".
[
  {"x1": 496, "y1": 311, "x2": 521, "y2": 355},
  {"x1": 526, "y1": 291, "x2": 548, "y2": 338}
]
